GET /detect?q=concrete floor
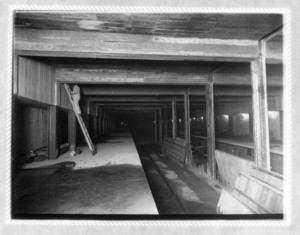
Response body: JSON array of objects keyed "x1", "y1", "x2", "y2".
[{"x1": 14, "y1": 133, "x2": 158, "y2": 214}]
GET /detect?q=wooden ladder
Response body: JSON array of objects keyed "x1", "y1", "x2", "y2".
[{"x1": 64, "y1": 84, "x2": 97, "y2": 155}]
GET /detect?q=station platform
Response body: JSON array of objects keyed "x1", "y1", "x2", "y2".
[{"x1": 14, "y1": 133, "x2": 158, "y2": 215}]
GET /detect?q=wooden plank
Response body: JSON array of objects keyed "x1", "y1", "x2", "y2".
[
  {"x1": 214, "y1": 86, "x2": 282, "y2": 97},
  {"x1": 68, "y1": 110, "x2": 76, "y2": 151},
  {"x1": 96, "y1": 103, "x2": 166, "y2": 107},
  {"x1": 250, "y1": 41, "x2": 271, "y2": 170},
  {"x1": 18, "y1": 57, "x2": 55, "y2": 105},
  {"x1": 15, "y1": 13, "x2": 282, "y2": 41},
  {"x1": 15, "y1": 28, "x2": 260, "y2": 62},
  {"x1": 48, "y1": 105, "x2": 57, "y2": 159},
  {"x1": 93, "y1": 116, "x2": 98, "y2": 140},
  {"x1": 56, "y1": 66, "x2": 208, "y2": 85},
  {"x1": 164, "y1": 105, "x2": 168, "y2": 140},
  {"x1": 13, "y1": 55, "x2": 18, "y2": 95},
  {"x1": 102, "y1": 107, "x2": 162, "y2": 111},
  {"x1": 81, "y1": 86, "x2": 281, "y2": 97},
  {"x1": 214, "y1": 73, "x2": 282, "y2": 86},
  {"x1": 206, "y1": 79, "x2": 216, "y2": 180},
  {"x1": 158, "y1": 109, "x2": 163, "y2": 144},
  {"x1": 172, "y1": 97, "x2": 177, "y2": 138},
  {"x1": 154, "y1": 111, "x2": 158, "y2": 143},
  {"x1": 184, "y1": 90, "x2": 191, "y2": 163},
  {"x1": 87, "y1": 96, "x2": 180, "y2": 102}
]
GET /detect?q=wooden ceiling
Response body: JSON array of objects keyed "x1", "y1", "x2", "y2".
[{"x1": 15, "y1": 13, "x2": 282, "y2": 40}]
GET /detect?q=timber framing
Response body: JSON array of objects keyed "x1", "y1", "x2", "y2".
[{"x1": 15, "y1": 29, "x2": 261, "y2": 62}]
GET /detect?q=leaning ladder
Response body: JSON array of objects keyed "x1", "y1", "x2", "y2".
[{"x1": 64, "y1": 84, "x2": 97, "y2": 155}]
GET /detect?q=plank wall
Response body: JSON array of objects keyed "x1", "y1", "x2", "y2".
[
  {"x1": 14, "y1": 103, "x2": 48, "y2": 162},
  {"x1": 17, "y1": 56, "x2": 55, "y2": 105}
]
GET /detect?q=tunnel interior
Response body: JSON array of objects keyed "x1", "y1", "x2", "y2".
[{"x1": 12, "y1": 12, "x2": 284, "y2": 217}]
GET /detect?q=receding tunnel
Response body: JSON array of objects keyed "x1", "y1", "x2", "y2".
[{"x1": 12, "y1": 12, "x2": 284, "y2": 218}]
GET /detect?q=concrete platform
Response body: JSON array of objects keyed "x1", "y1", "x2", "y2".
[{"x1": 14, "y1": 133, "x2": 158, "y2": 215}]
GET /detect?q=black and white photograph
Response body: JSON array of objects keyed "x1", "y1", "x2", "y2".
[{"x1": 0, "y1": 1, "x2": 300, "y2": 235}]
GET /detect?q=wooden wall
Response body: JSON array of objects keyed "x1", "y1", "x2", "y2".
[
  {"x1": 14, "y1": 103, "x2": 48, "y2": 161},
  {"x1": 59, "y1": 84, "x2": 73, "y2": 110},
  {"x1": 17, "y1": 56, "x2": 55, "y2": 105}
]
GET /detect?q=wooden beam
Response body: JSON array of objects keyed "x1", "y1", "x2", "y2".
[
  {"x1": 56, "y1": 67, "x2": 208, "y2": 85},
  {"x1": 213, "y1": 72, "x2": 282, "y2": 86},
  {"x1": 172, "y1": 97, "x2": 177, "y2": 138},
  {"x1": 86, "y1": 96, "x2": 181, "y2": 102},
  {"x1": 96, "y1": 103, "x2": 166, "y2": 107},
  {"x1": 48, "y1": 105, "x2": 57, "y2": 159},
  {"x1": 82, "y1": 86, "x2": 205, "y2": 96},
  {"x1": 68, "y1": 110, "x2": 76, "y2": 151},
  {"x1": 251, "y1": 41, "x2": 271, "y2": 170},
  {"x1": 214, "y1": 86, "x2": 282, "y2": 97},
  {"x1": 15, "y1": 29, "x2": 260, "y2": 62},
  {"x1": 206, "y1": 78, "x2": 216, "y2": 180}
]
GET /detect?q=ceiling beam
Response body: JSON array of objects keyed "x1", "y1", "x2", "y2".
[
  {"x1": 81, "y1": 86, "x2": 205, "y2": 96},
  {"x1": 213, "y1": 73, "x2": 282, "y2": 86},
  {"x1": 81, "y1": 86, "x2": 281, "y2": 97},
  {"x1": 56, "y1": 66, "x2": 208, "y2": 85},
  {"x1": 86, "y1": 96, "x2": 205, "y2": 102},
  {"x1": 15, "y1": 28, "x2": 260, "y2": 62}
]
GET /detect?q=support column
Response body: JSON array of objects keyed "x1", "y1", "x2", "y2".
[
  {"x1": 104, "y1": 113, "x2": 108, "y2": 136},
  {"x1": 93, "y1": 116, "x2": 98, "y2": 140},
  {"x1": 154, "y1": 111, "x2": 158, "y2": 143},
  {"x1": 68, "y1": 110, "x2": 76, "y2": 151},
  {"x1": 206, "y1": 79, "x2": 216, "y2": 180},
  {"x1": 184, "y1": 90, "x2": 191, "y2": 164},
  {"x1": 48, "y1": 105, "x2": 58, "y2": 159},
  {"x1": 164, "y1": 104, "x2": 168, "y2": 139},
  {"x1": 228, "y1": 115, "x2": 234, "y2": 136},
  {"x1": 250, "y1": 40, "x2": 270, "y2": 170},
  {"x1": 158, "y1": 109, "x2": 163, "y2": 144},
  {"x1": 172, "y1": 97, "x2": 177, "y2": 138}
]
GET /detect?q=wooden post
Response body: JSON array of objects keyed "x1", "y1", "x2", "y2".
[
  {"x1": 154, "y1": 111, "x2": 158, "y2": 143},
  {"x1": 48, "y1": 105, "x2": 57, "y2": 159},
  {"x1": 164, "y1": 104, "x2": 168, "y2": 139},
  {"x1": 172, "y1": 97, "x2": 177, "y2": 138},
  {"x1": 93, "y1": 116, "x2": 98, "y2": 140},
  {"x1": 158, "y1": 109, "x2": 163, "y2": 144},
  {"x1": 228, "y1": 115, "x2": 234, "y2": 136},
  {"x1": 250, "y1": 40, "x2": 271, "y2": 170},
  {"x1": 68, "y1": 110, "x2": 76, "y2": 151},
  {"x1": 184, "y1": 90, "x2": 191, "y2": 163},
  {"x1": 206, "y1": 78, "x2": 216, "y2": 180},
  {"x1": 99, "y1": 108, "x2": 103, "y2": 137}
]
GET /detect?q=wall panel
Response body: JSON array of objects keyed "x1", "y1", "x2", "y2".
[{"x1": 18, "y1": 57, "x2": 55, "y2": 104}]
